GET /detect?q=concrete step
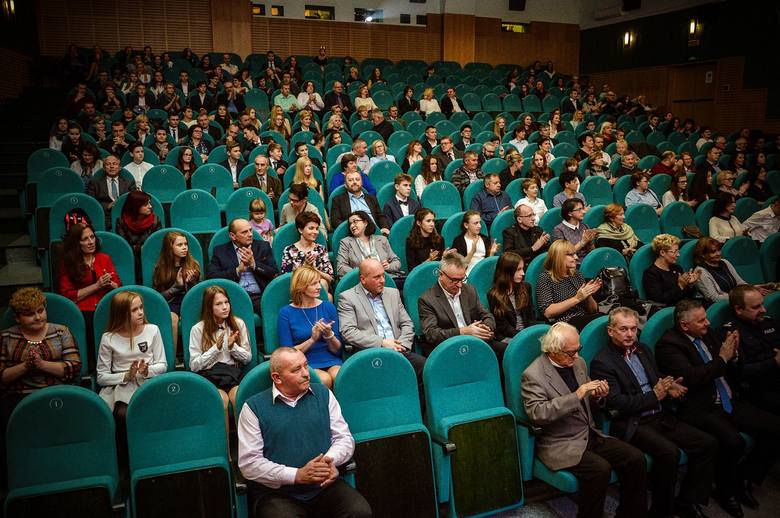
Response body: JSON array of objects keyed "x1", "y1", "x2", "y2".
[{"x1": 0, "y1": 262, "x2": 43, "y2": 302}]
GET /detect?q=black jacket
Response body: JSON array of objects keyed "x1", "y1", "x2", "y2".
[
  {"x1": 488, "y1": 284, "x2": 536, "y2": 342},
  {"x1": 502, "y1": 224, "x2": 548, "y2": 263}
]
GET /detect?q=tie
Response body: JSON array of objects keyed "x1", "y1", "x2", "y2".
[
  {"x1": 110, "y1": 179, "x2": 118, "y2": 200},
  {"x1": 172, "y1": 128, "x2": 177, "y2": 141},
  {"x1": 337, "y1": 96, "x2": 344, "y2": 109},
  {"x1": 449, "y1": 151, "x2": 454, "y2": 160},
  {"x1": 260, "y1": 175, "x2": 266, "y2": 190},
  {"x1": 693, "y1": 338, "x2": 733, "y2": 413}
]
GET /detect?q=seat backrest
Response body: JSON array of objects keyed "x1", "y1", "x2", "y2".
[
  {"x1": 579, "y1": 315, "x2": 610, "y2": 367},
  {"x1": 525, "y1": 252, "x2": 548, "y2": 318},
  {"x1": 580, "y1": 176, "x2": 613, "y2": 207},
  {"x1": 234, "y1": 362, "x2": 322, "y2": 423},
  {"x1": 765, "y1": 291, "x2": 780, "y2": 321},
  {"x1": 93, "y1": 285, "x2": 175, "y2": 372},
  {"x1": 335, "y1": 348, "x2": 423, "y2": 434},
  {"x1": 760, "y1": 232, "x2": 780, "y2": 282},
  {"x1": 140, "y1": 227, "x2": 204, "y2": 287},
  {"x1": 482, "y1": 158, "x2": 507, "y2": 175},
  {"x1": 582, "y1": 204, "x2": 605, "y2": 229},
  {"x1": 648, "y1": 174, "x2": 671, "y2": 197},
  {"x1": 538, "y1": 207, "x2": 561, "y2": 235},
  {"x1": 706, "y1": 300, "x2": 731, "y2": 330},
  {"x1": 624, "y1": 203, "x2": 661, "y2": 246},
  {"x1": 612, "y1": 175, "x2": 633, "y2": 206},
  {"x1": 502, "y1": 324, "x2": 550, "y2": 421},
  {"x1": 142, "y1": 165, "x2": 187, "y2": 203},
  {"x1": 388, "y1": 214, "x2": 415, "y2": 272},
  {"x1": 96, "y1": 231, "x2": 135, "y2": 285},
  {"x1": 403, "y1": 261, "x2": 441, "y2": 336},
  {"x1": 126, "y1": 372, "x2": 227, "y2": 472},
  {"x1": 441, "y1": 211, "x2": 487, "y2": 247},
  {"x1": 36, "y1": 168, "x2": 85, "y2": 208},
  {"x1": 164, "y1": 145, "x2": 204, "y2": 167},
  {"x1": 660, "y1": 201, "x2": 695, "y2": 239},
  {"x1": 7, "y1": 386, "x2": 118, "y2": 492},
  {"x1": 579, "y1": 247, "x2": 628, "y2": 280},
  {"x1": 191, "y1": 164, "x2": 235, "y2": 204},
  {"x1": 272, "y1": 222, "x2": 328, "y2": 268},
  {"x1": 640, "y1": 306, "x2": 675, "y2": 353},
  {"x1": 489, "y1": 209, "x2": 515, "y2": 245},
  {"x1": 721, "y1": 236, "x2": 765, "y2": 284},
  {"x1": 462, "y1": 180, "x2": 485, "y2": 209},
  {"x1": 695, "y1": 199, "x2": 715, "y2": 236},
  {"x1": 423, "y1": 337, "x2": 504, "y2": 438},
  {"x1": 467, "y1": 255, "x2": 499, "y2": 308},
  {"x1": 170, "y1": 189, "x2": 222, "y2": 233},
  {"x1": 628, "y1": 244, "x2": 654, "y2": 299},
  {"x1": 27, "y1": 148, "x2": 69, "y2": 177},
  {"x1": 49, "y1": 193, "x2": 106, "y2": 243},
  {"x1": 734, "y1": 197, "x2": 760, "y2": 223},
  {"x1": 421, "y1": 181, "x2": 462, "y2": 220},
  {"x1": 110, "y1": 191, "x2": 165, "y2": 230},
  {"x1": 180, "y1": 279, "x2": 258, "y2": 371}
]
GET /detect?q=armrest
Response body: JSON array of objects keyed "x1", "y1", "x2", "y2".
[
  {"x1": 515, "y1": 417, "x2": 542, "y2": 436},
  {"x1": 338, "y1": 458, "x2": 357, "y2": 476},
  {"x1": 430, "y1": 434, "x2": 457, "y2": 455}
]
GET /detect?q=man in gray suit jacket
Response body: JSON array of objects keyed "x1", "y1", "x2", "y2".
[
  {"x1": 338, "y1": 259, "x2": 426, "y2": 391},
  {"x1": 417, "y1": 253, "x2": 500, "y2": 357},
  {"x1": 521, "y1": 322, "x2": 647, "y2": 518}
]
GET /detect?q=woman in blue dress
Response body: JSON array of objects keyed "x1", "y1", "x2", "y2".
[{"x1": 277, "y1": 265, "x2": 342, "y2": 388}]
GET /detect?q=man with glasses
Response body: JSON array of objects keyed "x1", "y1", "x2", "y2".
[
  {"x1": 591, "y1": 308, "x2": 716, "y2": 518},
  {"x1": 323, "y1": 81, "x2": 353, "y2": 116},
  {"x1": 279, "y1": 182, "x2": 327, "y2": 238},
  {"x1": 241, "y1": 154, "x2": 283, "y2": 210},
  {"x1": 502, "y1": 205, "x2": 549, "y2": 262},
  {"x1": 418, "y1": 253, "x2": 499, "y2": 357},
  {"x1": 522, "y1": 322, "x2": 648, "y2": 518}
]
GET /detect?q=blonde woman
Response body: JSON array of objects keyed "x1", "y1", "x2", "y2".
[
  {"x1": 277, "y1": 266, "x2": 341, "y2": 388},
  {"x1": 419, "y1": 88, "x2": 441, "y2": 116},
  {"x1": 493, "y1": 116, "x2": 507, "y2": 140},
  {"x1": 369, "y1": 139, "x2": 396, "y2": 167},
  {"x1": 642, "y1": 234, "x2": 699, "y2": 305},
  {"x1": 292, "y1": 156, "x2": 324, "y2": 200},
  {"x1": 189, "y1": 285, "x2": 251, "y2": 432}
]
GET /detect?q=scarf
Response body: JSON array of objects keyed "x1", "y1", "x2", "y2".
[
  {"x1": 122, "y1": 213, "x2": 156, "y2": 234},
  {"x1": 597, "y1": 222, "x2": 638, "y2": 248}
]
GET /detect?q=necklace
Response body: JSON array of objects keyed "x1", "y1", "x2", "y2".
[{"x1": 299, "y1": 302, "x2": 319, "y2": 328}]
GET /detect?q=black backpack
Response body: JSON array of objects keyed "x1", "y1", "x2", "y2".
[{"x1": 598, "y1": 267, "x2": 631, "y2": 299}]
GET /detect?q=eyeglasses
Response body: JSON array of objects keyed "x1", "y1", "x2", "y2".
[
  {"x1": 441, "y1": 270, "x2": 467, "y2": 285},
  {"x1": 561, "y1": 346, "x2": 582, "y2": 358}
]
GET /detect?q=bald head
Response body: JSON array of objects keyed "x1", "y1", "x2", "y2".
[{"x1": 359, "y1": 258, "x2": 385, "y2": 295}]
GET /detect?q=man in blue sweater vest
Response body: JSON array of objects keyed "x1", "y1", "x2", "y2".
[{"x1": 237, "y1": 347, "x2": 372, "y2": 517}]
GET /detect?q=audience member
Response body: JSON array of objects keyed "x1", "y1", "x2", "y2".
[
  {"x1": 152, "y1": 231, "x2": 200, "y2": 355},
  {"x1": 470, "y1": 173, "x2": 512, "y2": 228},
  {"x1": 537, "y1": 240, "x2": 601, "y2": 330},
  {"x1": 656, "y1": 299, "x2": 780, "y2": 516},
  {"x1": 330, "y1": 169, "x2": 389, "y2": 233},
  {"x1": 405, "y1": 209, "x2": 447, "y2": 272},
  {"x1": 368, "y1": 139, "x2": 395, "y2": 168},
  {"x1": 87, "y1": 153, "x2": 136, "y2": 228},
  {"x1": 207, "y1": 218, "x2": 278, "y2": 316},
  {"x1": 401, "y1": 140, "x2": 424, "y2": 174},
  {"x1": 237, "y1": 347, "x2": 371, "y2": 517},
  {"x1": 643, "y1": 234, "x2": 698, "y2": 306},
  {"x1": 662, "y1": 171, "x2": 696, "y2": 208},
  {"x1": 552, "y1": 171, "x2": 586, "y2": 209},
  {"x1": 338, "y1": 258, "x2": 426, "y2": 393},
  {"x1": 115, "y1": 190, "x2": 161, "y2": 275},
  {"x1": 279, "y1": 182, "x2": 327, "y2": 237},
  {"x1": 596, "y1": 203, "x2": 641, "y2": 260},
  {"x1": 688, "y1": 167, "x2": 716, "y2": 207},
  {"x1": 521, "y1": 322, "x2": 647, "y2": 518},
  {"x1": 248, "y1": 198, "x2": 275, "y2": 243},
  {"x1": 419, "y1": 87, "x2": 441, "y2": 116},
  {"x1": 498, "y1": 151, "x2": 523, "y2": 189},
  {"x1": 440, "y1": 87, "x2": 465, "y2": 117},
  {"x1": 515, "y1": 178, "x2": 547, "y2": 225},
  {"x1": 553, "y1": 198, "x2": 597, "y2": 264},
  {"x1": 528, "y1": 151, "x2": 553, "y2": 189},
  {"x1": 745, "y1": 168, "x2": 772, "y2": 202},
  {"x1": 336, "y1": 211, "x2": 402, "y2": 281},
  {"x1": 418, "y1": 253, "x2": 499, "y2": 357},
  {"x1": 189, "y1": 285, "x2": 251, "y2": 434},
  {"x1": 281, "y1": 212, "x2": 334, "y2": 291},
  {"x1": 241, "y1": 154, "x2": 284, "y2": 209},
  {"x1": 502, "y1": 204, "x2": 550, "y2": 263},
  {"x1": 709, "y1": 193, "x2": 747, "y2": 243},
  {"x1": 451, "y1": 151, "x2": 484, "y2": 194},
  {"x1": 487, "y1": 252, "x2": 536, "y2": 342},
  {"x1": 452, "y1": 211, "x2": 499, "y2": 275},
  {"x1": 330, "y1": 152, "x2": 376, "y2": 196},
  {"x1": 383, "y1": 174, "x2": 421, "y2": 227},
  {"x1": 220, "y1": 140, "x2": 247, "y2": 188},
  {"x1": 625, "y1": 171, "x2": 662, "y2": 214},
  {"x1": 590, "y1": 308, "x2": 716, "y2": 518},
  {"x1": 742, "y1": 197, "x2": 780, "y2": 243},
  {"x1": 323, "y1": 81, "x2": 354, "y2": 115},
  {"x1": 277, "y1": 267, "x2": 341, "y2": 388},
  {"x1": 716, "y1": 170, "x2": 749, "y2": 199},
  {"x1": 177, "y1": 146, "x2": 197, "y2": 188},
  {"x1": 414, "y1": 155, "x2": 443, "y2": 198},
  {"x1": 692, "y1": 237, "x2": 749, "y2": 303}
]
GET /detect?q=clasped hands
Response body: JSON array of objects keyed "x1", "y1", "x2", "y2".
[
  {"x1": 295, "y1": 453, "x2": 339, "y2": 487},
  {"x1": 461, "y1": 320, "x2": 494, "y2": 340},
  {"x1": 123, "y1": 359, "x2": 149, "y2": 383}
]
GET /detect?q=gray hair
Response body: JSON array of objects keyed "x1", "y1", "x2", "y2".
[
  {"x1": 269, "y1": 347, "x2": 299, "y2": 375},
  {"x1": 440, "y1": 252, "x2": 467, "y2": 272},
  {"x1": 608, "y1": 307, "x2": 639, "y2": 326},
  {"x1": 540, "y1": 322, "x2": 578, "y2": 354},
  {"x1": 674, "y1": 299, "x2": 703, "y2": 326}
]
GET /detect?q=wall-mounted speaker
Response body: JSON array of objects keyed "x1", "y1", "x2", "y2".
[{"x1": 509, "y1": 0, "x2": 527, "y2": 12}]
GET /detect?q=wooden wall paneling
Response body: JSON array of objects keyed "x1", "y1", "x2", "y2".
[
  {"x1": 0, "y1": 49, "x2": 32, "y2": 99},
  {"x1": 186, "y1": 0, "x2": 214, "y2": 55},
  {"x1": 442, "y1": 14, "x2": 475, "y2": 65},
  {"x1": 211, "y1": 0, "x2": 251, "y2": 57}
]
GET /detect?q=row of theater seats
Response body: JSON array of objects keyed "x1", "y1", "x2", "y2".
[{"x1": 9, "y1": 293, "x2": 780, "y2": 517}]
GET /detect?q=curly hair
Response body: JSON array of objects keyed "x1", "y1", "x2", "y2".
[{"x1": 9, "y1": 287, "x2": 46, "y2": 315}]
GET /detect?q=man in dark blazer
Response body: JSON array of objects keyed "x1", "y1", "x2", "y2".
[
  {"x1": 125, "y1": 83, "x2": 155, "y2": 112},
  {"x1": 590, "y1": 307, "x2": 716, "y2": 518},
  {"x1": 382, "y1": 173, "x2": 420, "y2": 227},
  {"x1": 241, "y1": 154, "x2": 283, "y2": 210},
  {"x1": 86, "y1": 154, "x2": 136, "y2": 229},
  {"x1": 219, "y1": 140, "x2": 247, "y2": 188},
  {"x1": 417, "y1": 253, "x2": 500, "y2": 357},
  {"x1": 440, "y1": 87, "x2": 466, "y2": 117},
  {"x1": 188, "y1": 81, "x2": 214, "y2": 113},
  {"x1": 330, "y1": 169, "x2": 389, "y2": 233},
  {"x1": 323, "y1": 81, "x2": 353, "y2": 116},
  {"x1": 693, "y1": 145, "x2": 721, "y2": 179},
  {"x1": 656, "y1": 299, "x2": 780, "y2": 516},
  {"x1": 502, "y1": 205, "x2": 550, "y2": 263},
  {"x1": 560, "y1": 89, "x2": 580, "y2": 114},
  {"x1": 522, "y1": 322, "x2": 647, "y2": 518},
  {"x1": 435, "y1": 136, "x2": 463, "y2": 169},
  {"x1": 206, "y1": 218, "x2": 278, "y2": 315}
]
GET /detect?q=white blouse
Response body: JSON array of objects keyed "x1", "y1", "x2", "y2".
[
  {"x1": 97, "y1": 324, "x2": 167, "y2": 409},
  {"x1": 516, "y1": 197, "x2": 548, "y2": 225},
  {"x1": 354, "y1": 97, "x2": 378, "y2": 112},
  {"x1": 420, "y1": 99, "x2": 441, "y2": 115},
  {"x1": 188, "y1": 318, "x2": 252, "y2": 372},
  {"x1": 464, "y1": 235, "x2": 486, "y2": 275}
]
